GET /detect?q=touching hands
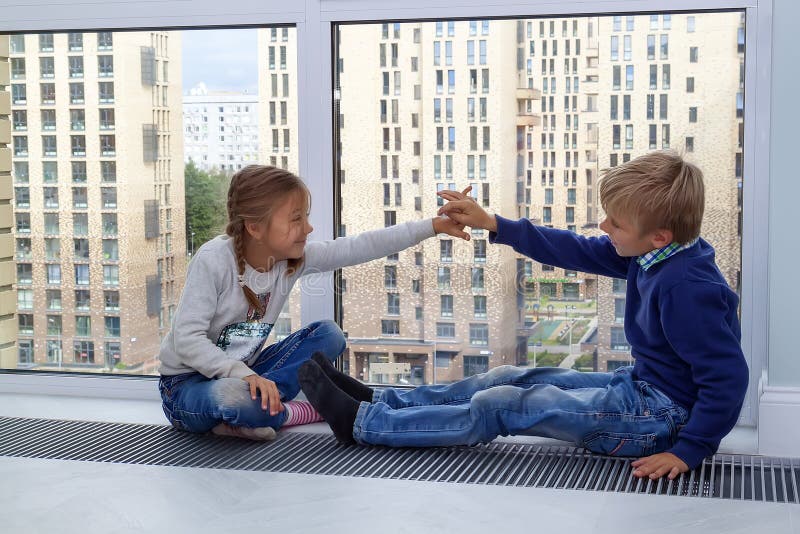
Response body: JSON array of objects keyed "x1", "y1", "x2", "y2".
[
  {"x1": 432, "y1": 187, "x2": 472, "y2": 240},
  {"x1": 437, "y1": 186, "x2": 498, "y2": 233},
  {"x1": 631, "y1": 452, "x2": 689, "y2": 480},
  {"x1": 243, "y1": 374, "x2": 285, "y2": 416}
]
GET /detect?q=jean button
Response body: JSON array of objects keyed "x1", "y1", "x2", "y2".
[{"x1": 643, "y1": 410, "x2": 651, "y2": 416}]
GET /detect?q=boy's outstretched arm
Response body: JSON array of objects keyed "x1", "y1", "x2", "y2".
[{"x1": 437, "y1": 188, "x2": 630, "y2": 279}]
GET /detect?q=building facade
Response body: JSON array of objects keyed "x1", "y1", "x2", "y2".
[
  {"x1": 9, "y1": 31, "x2": 186, "y2": 373},
  {"x1": 183, "y1": 82, "x2": 259, "y2": 174}
]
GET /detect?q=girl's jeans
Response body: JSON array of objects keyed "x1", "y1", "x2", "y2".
[
  {"x1": 159, "y1": 320, "x2": 346, "y2": 432},
  {"x1": 354, "y1": 365, "x2": 688, "y2": 457}
]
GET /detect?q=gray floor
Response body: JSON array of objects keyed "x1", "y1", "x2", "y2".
[{"x1": 0, "y1": 393, "x2": 793, "y2": 534}]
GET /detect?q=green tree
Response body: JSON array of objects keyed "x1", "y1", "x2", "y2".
[{"x1": 185, "y1": 161, "x2": 229, "y2": 254}]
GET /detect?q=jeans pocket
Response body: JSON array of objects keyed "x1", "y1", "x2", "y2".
[{"x1": 582, "y1": 431, "x2": 657, "y2": 457}]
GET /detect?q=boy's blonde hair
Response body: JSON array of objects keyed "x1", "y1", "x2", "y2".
[
  {"x1": 226, "y1": 165, "x2": 310, "y2": 317},
  {"x1": 599, "y1": 151, "x2": 704, "y2": 244}
]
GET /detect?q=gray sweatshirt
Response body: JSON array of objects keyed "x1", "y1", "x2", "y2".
[{"x1": 158, "y1": 219, "x2": 435, "y2": 379}]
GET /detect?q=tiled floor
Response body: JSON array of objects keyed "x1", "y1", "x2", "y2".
[
  {"x1": 0, "y1": 392, "x2": 790, "y2": 534},
  {"x1": 1, "y1": 456, "x2": 798, "y2": 534}
]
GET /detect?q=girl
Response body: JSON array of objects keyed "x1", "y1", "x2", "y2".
[{"x1": 158, "y1": 165, "x2": 468, "y2": 440}]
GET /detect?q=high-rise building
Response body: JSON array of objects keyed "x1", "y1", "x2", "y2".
[
  {"x1": 594, "y1": 12, "x2": 744, "y2": 371},
  {"x1": 0, "y1": 35, "x2": 15, "y2": 370},
  {"x1": 257, "y1": 27, "x2": 298, "y2": 175},
  {"x1": 255, "y1": 13, "x2": 743, "y2": 384},
  {"x1": 9, "y1": 31, "x2": 186, "y2": 372},
  {"x1": 183, "y1": 82, "x2": 259, "y2": 174}
]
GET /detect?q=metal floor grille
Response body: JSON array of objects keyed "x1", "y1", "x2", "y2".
[{"x1": 1, "y1": 416, "x2": 797, "y2": 503}]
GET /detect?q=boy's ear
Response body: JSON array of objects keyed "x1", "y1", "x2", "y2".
[{"x1": 650, "y1": 228, "x2": 673, "y2": 248}]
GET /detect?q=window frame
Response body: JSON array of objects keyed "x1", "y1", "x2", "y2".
[{"x1": 0, "y1": 1, "x2": 769, "y2": 435}]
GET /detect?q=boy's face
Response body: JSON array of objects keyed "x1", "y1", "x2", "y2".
[{"x1": 599, "y1": 213, "x2": 664, "y2": 257}]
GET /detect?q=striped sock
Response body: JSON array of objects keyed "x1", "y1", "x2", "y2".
[{"x1": 283, "y1": 400, "x2": 324, "y2": 427}]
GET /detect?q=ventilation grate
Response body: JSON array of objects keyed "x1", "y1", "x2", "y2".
[{"x1": 1, "y1": 416, "x2": 797, "y2": 503}]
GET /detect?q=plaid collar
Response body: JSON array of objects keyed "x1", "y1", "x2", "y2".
[{"x1": 636, "y1": 238, "x2": 699, "y2": 271}]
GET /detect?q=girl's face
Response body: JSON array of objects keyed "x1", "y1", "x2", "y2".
[
  {"x1": 263, "y1": 192, "x2": 313, "y2": 260},
  {"x1": 246, "y1": 190, "x2": 313, "y2": 262}
]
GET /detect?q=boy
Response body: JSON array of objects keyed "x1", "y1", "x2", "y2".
[{"x1": 299, "y1": 151, "x2": 748, "y2": 480}]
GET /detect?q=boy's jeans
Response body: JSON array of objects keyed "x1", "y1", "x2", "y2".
[
  {"x1": 159, "y1": 320, "x2": 346, "y2": 433},
  {"x1": 354, "y1": 365, "x2": 689, "y2": 457}
]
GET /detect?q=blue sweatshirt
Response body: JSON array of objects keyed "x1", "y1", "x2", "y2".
[{"x1": 490, "y1": 216, "x2": 749, "y2": 469}]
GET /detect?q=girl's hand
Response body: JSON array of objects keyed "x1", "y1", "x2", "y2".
[
  {"x1": 437, "y1": 190, "x2": 498, "y2": 232},
  {"x1": 243, "y1": 374, "x2": 284, "y2": 415},
  {"x1": 433, "y1": 215, "x2": 470, "y2": 241}
]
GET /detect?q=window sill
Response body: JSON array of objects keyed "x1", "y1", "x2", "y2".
[{"x1": 0, "y1": 389, "x2": 757, "y2": 455}]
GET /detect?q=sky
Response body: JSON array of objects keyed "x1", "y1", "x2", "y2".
[{"x1": 181, "y1": 28, "x2": 258, "y2": 94}]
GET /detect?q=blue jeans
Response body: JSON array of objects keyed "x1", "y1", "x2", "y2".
[
  {"x1": 159, "y1": 320, "x2": 346, "y2": 433},
  {"x1": 354, "y1": 365, "x2": 689, "y2": 457}
]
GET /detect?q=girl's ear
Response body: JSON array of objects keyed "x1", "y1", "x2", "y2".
[{"x1": 244, "y1": 220, "x2": 265, "y2": 242}]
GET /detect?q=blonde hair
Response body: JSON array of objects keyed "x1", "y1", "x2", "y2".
[
  {"x1": 226, "y1": 165, "x2": 309, "y2": 317},
  {"x1": 599, "y1": 151, "x2": 704, "y2": 244}
]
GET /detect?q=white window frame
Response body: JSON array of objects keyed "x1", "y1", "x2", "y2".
[{"x1": 0, "y1": 0, "x2": 773, "y2": 445}]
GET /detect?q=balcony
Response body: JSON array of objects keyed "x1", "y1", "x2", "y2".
[
  {"x1": 515, "y1": 87, "x2": 541, "y2": 100},
  {"x1": 516, "y1": 113, "x2": 541, "y2": 127}
]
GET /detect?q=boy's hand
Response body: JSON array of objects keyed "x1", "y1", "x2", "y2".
[
  {"x1": 243, "y1": 374, "x2": 284, "y2": 415},
  {"x1": 631, "y1": 452, "x2": 689, "y2": 480},
  {"x1": 437, "y1": 189, "x2": 498, "y2": 233},
  {"x1": 432, "y1": 215, "x2": 470, "y2": 241}
]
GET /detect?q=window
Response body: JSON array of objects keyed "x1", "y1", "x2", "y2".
[
  {"x1": 70, "y1": 82, "x2": 84, "y2": 104},
  {"x1": 103, "y1": 265, "x2": 120, "y2": 286},
  {"x1": 99, "y1": 81, "x2": 114, "y2": 103},
  {"x1": 17, "y1": 263, "x2": 33, "y2": 285},
  {"x1": 473, "y1": 239, "x2": 487, "y2": 262},
  {"x1": 73, "y1": 213, "x2": 88, "y2": 236},
  {"x1": 40, "y1": 56, "x2": 55, "y2": 78},
  {"x1": 74, "y1": 341, "x2": 95, "y2": 364},
  {"x1": 105, "y1": 317, "x2": 121, "y2": 337},
  {"x1": 98, "y1": 55, "x2": 114, "y2": 77},
  {"x1": 12, "y1": 84, "x2": 27, "y2": 105},
  {"x1": 69, "y1": 32, "x2": 83, "y2": 51},
  {"x1": 614, "y1": 298, "x2": 626, "y2": 323},
  {"x1": 381, "y1": 320, "x2": 399, "y2": 335},
  {"x1": 47, "y1": 290, "x2": 62, "y2": 310},
  {"x1": 102, "y1": 188, "x2": 117, "y2": 209},
  {"x1": 436, "y1": 323, "x2": 455, "y2": 339},
  {"x1": 440, "y1": 295, "x2": 453, "y2": 317},
  {"x1": 43, "y1": 187, "x2": 59, "y2": 209},
  {"x1": 18, "y1": 289, "x2": 33, "y2": 310},
  {"x1": 611, "y1": 327, "x2": 630, "y2": 351},
  {"x1": 69, "y1": 55, "x2": 84, "y2": 78},
  {"x1": 97, "y1": 32, "x2": 113, "y2": 49},
  {"x1": 16, "y1": 213, "x2": 31, "y2": 234},
  {"x1": 437, "y1": 267, "x2": 451, "y2": 290},
  {"x1": 75, "y1": 264, "x2": 90, "y2": 286},
  {"x1": 75, "y1": 290, "x2": 91, "y2": 311},
  {"x1": 14, "y1": 187, "x2": 30, "y2": 209},
  {"x1": 104, "y1": 291, "x2": 120, "y2": 311},
  {"x1": 46, "y1": 264, "x2": 62, "y2": 285},
  {"x1": 463, "y1": 355, "x2": 489, "y2": 377},
  {"x1": 336, "y1": 15, "x2": 746, "y2": 387},
  {"x1": 72, "y1": 188, "x2": 88, "y2": 209},
  {"x1": 469, "y1": 324, "x2": 489, "y2": 346}
]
